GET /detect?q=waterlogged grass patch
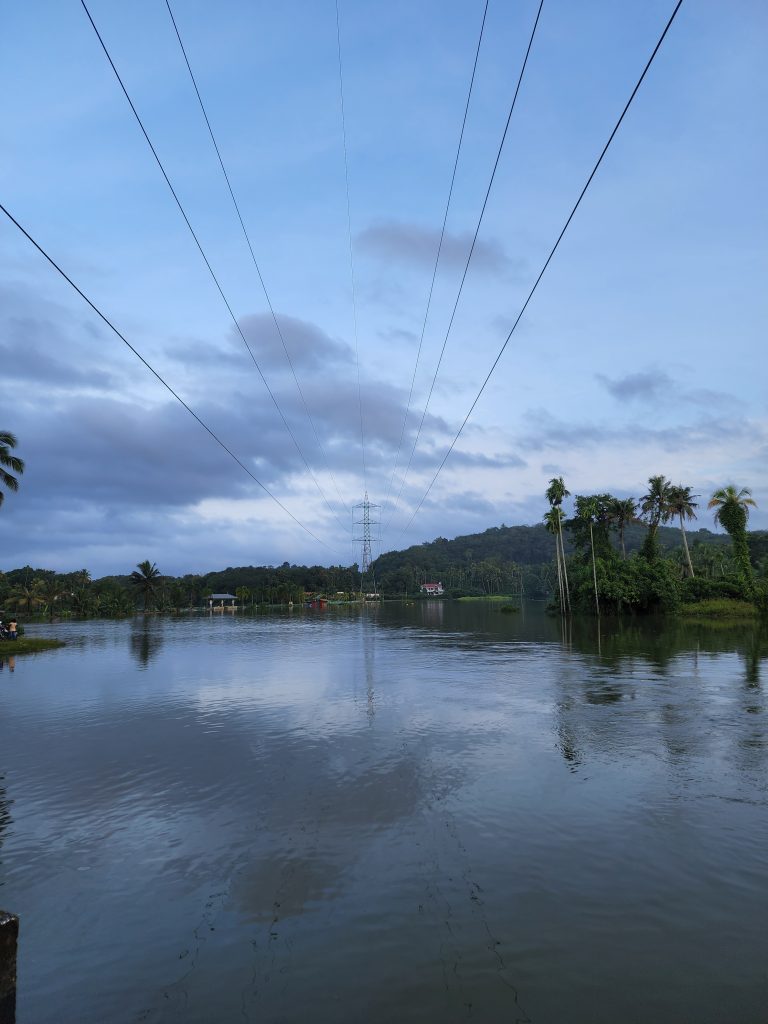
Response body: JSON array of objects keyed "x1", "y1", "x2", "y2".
[
  {"x1": 679, "y1": 598, "x2": 758, "y2": 620},
  {"x1": 456, "y1": 595, "x2": 519, "y2": 603},
  {"x1": 0, "y1": 637, "x2": 65, "y2": 655}
]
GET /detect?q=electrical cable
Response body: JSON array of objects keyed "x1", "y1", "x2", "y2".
[
  {"x1": 79, "y1": 0, "x2": 350, "y2": 536},
  {"x1": 163, "y1": 0, "x2": 351, "y2": 521},
  {"x1": 379, "y1": 0, "x2": 490, "y2": 522},
  {"x1": 0, "y1": 200, "x2": 332, "y2": 549},
  {"x1": 335, "y1": 0, "x2": 367, "y2": 497},
  {"x1": 395, "y1": 0, "x2": 685, "y2": 541},
  {"x1": 383, "y1": 0, "x2": 545, "y2": 534}
]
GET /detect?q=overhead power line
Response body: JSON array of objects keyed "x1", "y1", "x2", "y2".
[
  {"x1": 79, "y1": 0, "x2": 349, "y2": 535},
  {"x1": 380, "y1": 0, "x2": 490, "y2": 521},
  {"x1": 0, "y1": 201, "x2": 331, "y2": 549},
  {"x1": 335, "y1": 0, "x2": 367, "y2": 496},
  {"x1": 396, "y1": 0, "x2": 685, "y2": 541},
  {"x1": 384, "y1": 0, "x2": 545, "y2": 534},
  {"x1": 163, "y1": 0, "x2": 351, "y2": 520}
]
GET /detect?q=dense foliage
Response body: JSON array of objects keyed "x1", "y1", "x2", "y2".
[{"x1": 560, "y1": 478, "x2": 765, "y2": 615}]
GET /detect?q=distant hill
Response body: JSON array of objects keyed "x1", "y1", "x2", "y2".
[{"x1": 373, "y1": 522, "x2": 732, "y2": 577}]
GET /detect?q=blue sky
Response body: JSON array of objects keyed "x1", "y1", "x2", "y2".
[{"x1": 1, "y1": 0, "x2": 766, "y2": 576}]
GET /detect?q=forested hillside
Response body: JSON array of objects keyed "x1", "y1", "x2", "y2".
[{"x1": 371, "y1": 522, "x2": 734, "y2": 596}]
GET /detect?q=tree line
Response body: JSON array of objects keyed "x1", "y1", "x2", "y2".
[{"x1": 544, "y1": 476, "x2": 766, "y2": 615}]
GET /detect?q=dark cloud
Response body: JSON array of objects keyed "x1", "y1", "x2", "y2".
[
  {"x1": 0, "y1": 283, "x2": 119, "y2": 390},
  {"x1": 596, "y1": 369, "x2": 673, "y2": 402},
  {"x1": 0, "y1": 329, "x2": 115, "y2": 389},
  {"x1": 596, "y1": 369, "x2": 736, "y2": 409},
  {"x1": 235, "y1": 312, "x2": 353, "y2": 373},
  {"x1": 420, "y1": 448, "x2": 526, "y2": 471},
  {"x1": 518, "y1": 408, "x2": 758, "y2": 454},
  {"x1": 437, "y1": 490, "x2": 499, "y2": 517},
  {"x1": 378, "y1": 326, "x2": 419, "y2": 346},
  {"x1": 357, "y1": 220, "x2": 519, "y2": 278}
]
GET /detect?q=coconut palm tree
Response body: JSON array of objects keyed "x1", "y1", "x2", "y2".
[
  {"x1": 0, "y1": 431, "x2": 25, "y2": 508},
  {"x1": 573, "y1": 496, "x2": 601, "y2": 617},
  {"x1": 663, "y1": 485, "x2": 698, "y2": 577},
  {"x1": 609, "y1": 497, "x2": 637, "y2": 559},
  {"x1": 640, "y1": 475, "x2": 671, "y2": 560},
  {"x1": 707, "y1": 485, "x2": 757, "y2": 585},
  {"x1": 545, "y1": 477, "x2": 571, "y2": 611},
  {"x1": 544, "y1": 508, "x2": 565, "y2": 612},
  {"x1": 130, "y1": 560, "x2": 162, "y2": 611},
  {"x1": 8, "y1": 580, "x2": 45, "y2": 613}
]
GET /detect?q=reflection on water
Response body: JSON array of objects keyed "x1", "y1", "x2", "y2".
[
  {"x1": 0, "y1": 604, "x2": 766, "y2": 1024},
  {"x1": 129, "y1": 618, "x2": 165, "y2": 668}
]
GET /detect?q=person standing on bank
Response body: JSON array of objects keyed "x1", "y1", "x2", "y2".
[{"x1": 8, "y1": 618, "x2": 17, "y2": 640}]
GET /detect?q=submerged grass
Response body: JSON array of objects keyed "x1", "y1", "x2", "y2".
[
  {"x1": 456, "y1": 595, "x2": 519, "y2": 603},
  {"x1": 0, "y1": 637, "x2": 65, "y2": 656},
  {"x1": 678, "y1": 598, "x2": 758, "y2": 620}
]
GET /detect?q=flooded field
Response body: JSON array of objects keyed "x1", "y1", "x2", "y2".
[{"x1": 1, "y1": 602, "x2": 767, "y2": 1023}]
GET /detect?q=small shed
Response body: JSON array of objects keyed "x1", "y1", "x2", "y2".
[{"x1": 208, "y1": 593, "x2": 237, "y2": 609}]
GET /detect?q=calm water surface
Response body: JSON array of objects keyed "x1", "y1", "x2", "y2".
[{"x1": 1, "y1": 602, "x2": 767, "y2": 1023}]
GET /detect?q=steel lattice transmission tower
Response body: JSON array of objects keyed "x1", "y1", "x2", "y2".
[{"x1": 353, "y1": 492, "x2": 380, "y2": 582}]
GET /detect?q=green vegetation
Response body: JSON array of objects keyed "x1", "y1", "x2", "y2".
[
  {"x1": 0, "y1": 637, "x2": 64, "y2": 655},
  {"x1": 456, "y1": 594, "x2": 519, "y2": 603},
  {"x1": 130, "y1": 560, "x2": 162, "y2": 611},
  {"x1": 708, "y1": 486, "x2": 757, "y2": 589},
  {"x1": 678, "y1": 599, "x2": 758, "y2": 620},
  {"x1": 560, "y1": 478, "x2": 764, "y2": 616}
]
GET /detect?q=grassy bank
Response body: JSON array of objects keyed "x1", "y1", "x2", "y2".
[
  {"x1": 678, "y1": 598, "x2": 759, "y2": 620},
  {"x1": 0, "y1": 637, "x2": 65, "y2": 656},
  {"x1": 455, "y1": 594, "x2": 519, "y2": 603}
]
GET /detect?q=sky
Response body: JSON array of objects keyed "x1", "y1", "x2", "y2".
[{"x1": 1, "y1": 0, "x2": 766, "y2": 577}]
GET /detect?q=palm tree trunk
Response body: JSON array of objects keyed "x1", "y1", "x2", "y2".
[
  {"x1": 554, "y1": 537, "x2": 564, "y2": 613},
  {"x1": 679, "y1": 514, "x2": 694, "y2": 577},
  {"x1": 557, "y1": 520, "x2": 571, "y2": 612},
  {"x1": 590, "y1": 523, "x2": 600, "y2": 617},
  {"x1": 620, "y1": 524, "x2": 626, "y2": 559}
]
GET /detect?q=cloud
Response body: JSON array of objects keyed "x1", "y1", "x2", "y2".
[
  {"x1": 0, "y1": 329, "x2": 115, "y2": 389},
  {"x1": 357, "y1": 220, "x2": 519, "y2": 277},
  {"x1": 235, "y1": 313, "x2": 353, "y2": 373},
  {"x1": 596, "y1": 369, "x2": 673, "y2": 402},
  {"x1": 596, "y1": 369, "x2": 736, "y2": 408},
  {"x1": 378, "y1": 326, "x2": 418, "y2": 346},
  {"x1": 426, "y1": 448, "x2": 526, "y2": 471},
  {"x1": 0, "y1": 283, "x2": 119, "y2": 390},
  {"x1": 518, "y1": 408, "x2": 756, "y2": 454}
]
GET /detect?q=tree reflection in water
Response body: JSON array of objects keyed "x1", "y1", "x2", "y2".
[{"x1": 130, "y1": 619, "x2": 165, "y2": 669}]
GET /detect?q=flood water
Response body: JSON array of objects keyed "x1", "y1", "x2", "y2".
[{"x1": 1, "y1": 602, "x2": 767, "y2": 1023}]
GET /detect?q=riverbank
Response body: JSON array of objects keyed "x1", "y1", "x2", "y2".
[
  {"x1": 678, "y1": 598, "x2": 759, "y2": 620},
  {"x1": 0, "y1": 638, "x2": 65, "y2": 656}
]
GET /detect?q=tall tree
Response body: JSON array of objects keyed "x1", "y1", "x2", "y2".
[
  {"x1": 640, "y1": 475, "x2": 671, "y2": 560},
  {"x1": 573, "y1": 496, "x2": 601, "y2": 617},
  {"x1": 544, "y1": 508, "x2": 565, "y2": 612},
  {"x1": 664, "y1": 485, "x2": 698, "y2": 577},
  {"x1": 130, "y1": 560, "x2": 162, "y2": 611},
  {"x1": 0, "y1": 431, "x2": 25, "y2": 508},
  {"x1": 609, "y1": 497, "x2": 637, "y2": 559},
  {"x1": 707, "y1": 485, "x2": 757, "y2": 586},
  {"x1": 545, "y1": 477, "x2": 571, "y2": 611}
]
